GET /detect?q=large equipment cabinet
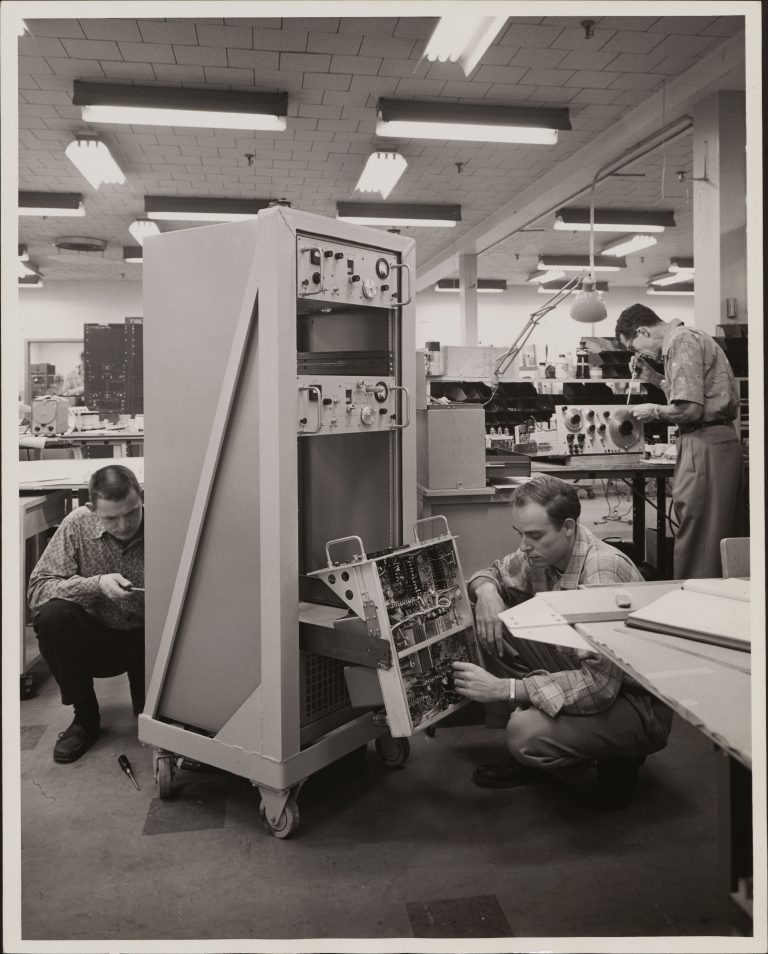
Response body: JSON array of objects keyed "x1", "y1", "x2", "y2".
[{"x1": 139, "y1": 208, "x2": 479, "y2": 837}]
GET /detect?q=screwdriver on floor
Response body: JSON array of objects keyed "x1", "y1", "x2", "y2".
[{"x1": 118, "y1": 754, "x2": 140, "y2": 791}]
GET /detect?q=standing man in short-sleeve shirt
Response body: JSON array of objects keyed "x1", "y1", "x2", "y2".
[{"x1": 615, "y1": 303, "x2": 745, "y2": 578}]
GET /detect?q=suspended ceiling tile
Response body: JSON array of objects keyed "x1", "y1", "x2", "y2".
[
  {"x1": 600, "y1": 30, "x2": 666, "y2": 54},
  {"x1": 252, "y1": 28, "x2": 308, "y2": 51},
  {"x1": 498, "y1": 23, "x2": 565, "y2": 47},
  {"x1": 556, "y1": 50, "x2": 619, "y2": 71},
  {"x1": 607, "y1": 51, "x2": 667, "y2": 72},
  {"x1": 609, "y1": 73, "x2": 665, "y2": 91},
  {"x1": 550, "y1": 26, "x2": 615, "y2": 50},
  {"x1": 101, "y1": 61, "x2": 157, "y2": 81},
  {"x1": 290, "y1": 18, "x2": 342, "y2": 33},
  {"x1": 700, "y1": 16, "x2": 745, "y2": 36},
  {"x1": 651, "y1": 34, "x2": 722, "y2": 57},
  {"x1": 508, "y1": 47, "x2": 569, "y2": 68},
  {"x1": 26, "y1": 19, "x2": 87, "y2": 38},
  {"x1": 152, "y1": 64, "x2": 207, "y2": 83},
  {"x1": 564, "y1": 70, "x2": 622, "y2": 88},
  {"x1": 308, "y1": 32, "x2": 363, "y2": 55},
  {"x1": 597, "y1": 16, "x2": 662, "y2": 31},
  {"x1": 80, "y1": 19, "x2": 143, "y2": 42},
  {"x1": 60, "y1": 38, "x2": 123, "y2": 60},
  {"x1": 45, "y1": 58, "x2": 106, "y2": 78},
  {"x1": 173, "y1": 44, "x2": 228, "y2": 67},
  {"x1": 196, "y1": 23, "x2": 255, "y2": 48},
  {"x1": 518, "y1": 67, "x2": 574, "y2": 86},
  {"x1": 138, "y1": 20, "x2": 198, "y2": 44},
  {"x1": 330, "y1": 55, "x2": 383, "y2": 76},
  {"x1": 378, "y1": 58, "x2": 430, "y2": 79},
  {"x1": 117, "y1": 41, "x2": 175, "y2": 63}
]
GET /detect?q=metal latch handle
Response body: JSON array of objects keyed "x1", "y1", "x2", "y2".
[
  {"x1": 413, "y1": 514, "x2": 451, "y2": 543},
  {"x1": 388, "y1": 385, "x2": 410, "y2": 430},
  {"x1": 325, "y1": 535, "x2": 367, "y2": 567},
  {"x1": 390, "y1": 262, "x2": 412, "y2": 307},
  {"x1": 299, "y1": 246, "x2": 324, "y2": 296},
  {"x1": 298, "y1": 386, "x2": 322, "y2": 434}
]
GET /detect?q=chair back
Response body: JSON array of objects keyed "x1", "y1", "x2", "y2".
[{"x1": 720, "y1": 537, "x2": 750, "y2": 578}]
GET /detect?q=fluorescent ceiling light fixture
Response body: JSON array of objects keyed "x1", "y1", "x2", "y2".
[
  {"x1": 554, "y1": 208, "x2": 676, "y2": 233},
  {"x1": 650, "y1": 271, "x2": 694, "y2": 287},
  {"x1": 435, "y1": 279, "x2": 507, "y2": 293},
  {"x1": 600, "y1": 234, "x2": 657, "y2": 257},
  {"x1": 527, "y1": 269, "x2": 565, "y2": 284},
  {"x1": 145, "y1": 196, "x2": 274, "y2": 222},
  {"x1": 18, "y1": 19, "x2": 28, "y2": 37},
  {"x1": 376, "y1": 99, "x2": 570, "y2": 145},
  {"x1": 73, "y1": 81, "x2": 288, "y2": 131},
  {"x1": 123, "y1": 246, "x2": 143, "y2": 264},
  {"x1": 19, "y1": 192, "x2": 84, "y2": 216},
  {"x1": 538, "y1": 255, "x2": 625, "y2": 272},
  {"x1": 538, "y1": 280, "x2": 608, "y2": 295},
  {"x1": 19, "y1": 275, "x2": 43, "y2": 287},
  {"x1": 355, "y1": 152, "x2": 408, "y2": 199},
  {"x1": 128, "y1": 218, "x2": 161, "y2": 245},
  {"x1": 65, "y1": 136, "x2": 125, "y2": 189},
  {"x1": 336, "y1": 201, "x2": 461, "y2": 228},
  {"x1": 424, "y1": 15, "x2": 507, "y2": 75},
  {"x1": 647, "y1": 283, "x2": 694, "y2": 296},
  {"x1": 669, "y1": 257, "x2": 694, "y2": 273}
]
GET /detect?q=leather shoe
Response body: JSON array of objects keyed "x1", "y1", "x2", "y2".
[
  {"x1": 472, "y1": 757, "x2": 550, "y2": 789},
  {"x1": 53, "y1": 720, "x2": 99, "y2": 764}
]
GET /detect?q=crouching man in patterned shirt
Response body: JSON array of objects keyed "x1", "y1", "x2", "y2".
[
  {"x1": 28, "y1": 465, "x2": 145, "y2": 764},
  {"x1": 452, "y1": 475, "x2": 672, "y2": 810}
]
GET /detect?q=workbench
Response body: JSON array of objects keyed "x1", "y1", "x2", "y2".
[
  {"x1": 19, "y1": 457, "x2": 145, "y2": 503},
  {"x1": 577, "y1": 612, "x2": 753, "y2": 934},
  {"x1": 19, "y1": 429, "x2": 144, "y2": 460},
  {"x1": 531, "y1": 456, "x2": 676, "y2": 577}
]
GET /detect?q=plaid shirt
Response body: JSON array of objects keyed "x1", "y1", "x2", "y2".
[
  {"x1": 28, "y1": 505, "x2": 144, "y2": 631},
  {"x1": 470, "y1": 524, "x2": 648, "y2": 719}
]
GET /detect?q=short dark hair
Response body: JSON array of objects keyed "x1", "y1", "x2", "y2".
[
  {"x1": 513, "y1": 475, "x2": 580, "y2": 528},
  {"x1": 88, "y1": 464, "x2": 141, "y2": 505},
  {"x1": 615, "y1": 303, "x2": 663, "y2": 344}
]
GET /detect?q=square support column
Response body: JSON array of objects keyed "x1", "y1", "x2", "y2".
[
  {"x1": 458, "y1": 253, "x2": 478, "y2": 346},
  {"x1": 692, "y1": 91, "x2": 747, "y2": 334}
]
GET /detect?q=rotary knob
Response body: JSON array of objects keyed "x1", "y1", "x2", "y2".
[
  {"x1": 362, "y1": 278, "x2": 378, "y2": 299},
  {"x1": 360, "y1": 404, "x2": 376, "y2": 426}
]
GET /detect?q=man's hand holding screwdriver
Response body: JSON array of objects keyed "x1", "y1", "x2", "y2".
[{"x1": 98, "y1": 573, "x2": 144, "y2": 601}]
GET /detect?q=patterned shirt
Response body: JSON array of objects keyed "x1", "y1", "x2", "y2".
[
  {"x1": 469, "y1": 525, "x2": 650, "y2": 719},
  {"x1": 661, "y1": 319, "x2": 739, "y2": 422},
  {"x1": 28, "y1": 505, "x2": 144, "y2": 630}
]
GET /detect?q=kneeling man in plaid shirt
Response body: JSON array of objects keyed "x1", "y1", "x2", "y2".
[{"x1": 452, "y1": 474, "x2": 672, "y2": 810}]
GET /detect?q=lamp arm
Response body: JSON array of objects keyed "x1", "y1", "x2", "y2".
[{"x1": 492, "y1": 272, "x2": 586, "y2": 380}]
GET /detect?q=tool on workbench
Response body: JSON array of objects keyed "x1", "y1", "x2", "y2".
[{"x1": 117, "y1": 754, "x2": 140, "y2": 790}]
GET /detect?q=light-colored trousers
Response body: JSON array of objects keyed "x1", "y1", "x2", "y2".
[
  {"x1": 672, "y1": 424, "x2": 746, "y2": 579},
  {"x1": 487, "y1": 637, "x2": 673, "y2": 783}
]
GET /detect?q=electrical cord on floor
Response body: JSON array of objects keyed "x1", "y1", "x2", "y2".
[
  {"x1": 593, "y1": 478, "x2": 633, "y2": 526},
  {"x1": 618, "y1": 477, "x2": 677, "y2": 537}
]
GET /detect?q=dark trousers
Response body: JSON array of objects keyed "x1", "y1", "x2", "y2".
[{"x1": 34, "y1": 599, "x2": 144, "y2": 709}]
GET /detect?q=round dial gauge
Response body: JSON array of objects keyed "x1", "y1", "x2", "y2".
[
  {"x1": 34, "y1": 403, "x2": 57, "y2": 425},
  {"x1": 360, "y1": 404, "x2": 376, "y2": 426},
  {"x1": 375, "y1": 258, "x2": 390, "y2": 279},
  {"x1": 372, "y1": 381, "x2": 389, "y2": 403},
  {"x1": 362, "y1": 279, "x2": 378, "y2": 299}
]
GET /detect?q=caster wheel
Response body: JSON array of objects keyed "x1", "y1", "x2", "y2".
[
  {"x1": 259, "y1": 796, "x2": 300, "y2": 839},
  {"x1": 375, "y1": 735, "x2": 410, "y2": 768},
  {"x1": 156, "y1": 755, "x2": 173, "y2": 799},
  {"x1": 20, "y1": 674, "x2": 38, "y2": 701}
]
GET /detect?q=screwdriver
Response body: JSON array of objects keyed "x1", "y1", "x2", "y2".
[{"x1": 117, "y1": 754, "x2": 140, "y2": 791}]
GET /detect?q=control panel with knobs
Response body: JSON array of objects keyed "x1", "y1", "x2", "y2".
[
  {"x1": 553, "y1": 404, "x2": 644, "y2": 455},
  {"x1": 297, "y1": 376, "x2": 410, "y2": 436},
  {"x1": 296, "y1": 235, "x2": 406, "y2": 308}
]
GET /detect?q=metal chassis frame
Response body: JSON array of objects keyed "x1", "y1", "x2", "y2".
[{"x1": 139, "y1": 208, "x2": 416, "y2": 805}]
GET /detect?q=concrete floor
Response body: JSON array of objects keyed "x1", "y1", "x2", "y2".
[
  {"x1": 16, "y1": 481, "x2": 729, "y2": 945},
  {"x1": 18, "y1": 665, "x2": 728, "y2": 944}
]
